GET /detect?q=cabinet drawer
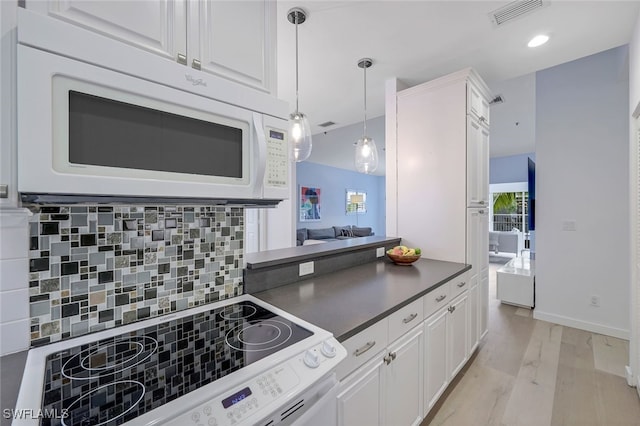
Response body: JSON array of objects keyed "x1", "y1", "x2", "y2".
[
  {"x1": 336, "y1": 319, "x2": 388, "y2": 381},
  {"x1": 449, "y1": 272, "x2": 470, "y2": 300},
  {"x1": 423, "y1": 284, "x2": 451, "y2": 319},
  {"x1": 388, "y1": 297, "x2": 424, "y2": 343}
]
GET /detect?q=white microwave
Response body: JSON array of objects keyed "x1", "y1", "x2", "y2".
[{"x1": 16, "y1": 9, "x2": 289, "y2": 205}]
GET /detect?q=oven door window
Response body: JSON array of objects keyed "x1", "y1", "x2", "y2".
[{"x1": 69, "y1": 91, "x2": 243, "y2": 178}]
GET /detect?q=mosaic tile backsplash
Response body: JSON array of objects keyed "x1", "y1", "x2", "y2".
[{"x1": 27, "y1": 205, "x2": 245, "y2": 347}]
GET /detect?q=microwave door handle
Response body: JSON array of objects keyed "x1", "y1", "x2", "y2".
[{"x1": 252, "y1": 113, "x2": 267, "y2": 198}]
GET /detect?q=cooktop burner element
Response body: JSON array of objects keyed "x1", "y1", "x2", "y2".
[
  {"x1": 39, "y1": 301, "x2": 313, "y2": 426},
  {"x1": 225, "y1": 319, "x2": 293, "y2": 352},
  {"x1": 61, "y1": 336, "x2": 158, "y2": 380}
]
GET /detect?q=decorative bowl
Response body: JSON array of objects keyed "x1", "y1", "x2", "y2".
[{"x1": 386, "y1": 252, "x2": 421, "y2": 265}]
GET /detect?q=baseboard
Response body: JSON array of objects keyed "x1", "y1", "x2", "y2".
[{"x1": 532, "y1": 310, "x2": 630, "y2": 340}]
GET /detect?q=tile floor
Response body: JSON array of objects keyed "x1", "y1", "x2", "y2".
[{"x1": 423, "y1": 263, "x2": 640, "y2": 426}]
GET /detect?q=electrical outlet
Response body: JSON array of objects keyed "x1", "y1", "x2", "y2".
[
  {"x1": 590, "y1": 295, "x2": 600, "y2": 307},
  {"x1": 299, "y1": 261, "x2": 314, "y2": 276},
  {"x1": 376, "y1": 247, "x2": 385, "y2": 258}
]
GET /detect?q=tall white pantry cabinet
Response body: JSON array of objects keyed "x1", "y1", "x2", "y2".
[{"x1": 386, "y1": 68, "x2": 492, "y2": 350}]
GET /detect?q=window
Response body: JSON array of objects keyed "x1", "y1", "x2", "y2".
[
  {"x1": 346, "y1": 190, "x2": 366, "y2": 214},
  {"x1": 492, "y1": 191, "x2": 529, "y2": 233}
]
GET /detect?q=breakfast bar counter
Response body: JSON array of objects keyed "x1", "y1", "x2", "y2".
[{"x1": 253, "y1": 257, "x2": 470, "y2": 342}]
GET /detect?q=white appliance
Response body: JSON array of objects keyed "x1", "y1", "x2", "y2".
[
  {"x1": 13, "y1": 294, "x2": 346, "y2": 426},
  {"x1": 16, "y1": 9, "x2": 289, "y2": 205}
]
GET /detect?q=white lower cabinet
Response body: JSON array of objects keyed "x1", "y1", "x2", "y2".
[
  {"x1": 480, "y1": 271, "x2": 489, "y2": 339},
  {"x1": 337, "y1": 353, "x2": 385, "y2": 426},
  {"x1": 384, "y1": 326, "x2": 424, "y2": 426},
  {"x1": 448, "y1": 293, "x2": 469, "y2": 380},
  {"x1": 424, "y1": 307, "x2": 448, "y2": 411},
  {"x1": 468, "y1": 279, "x2": 479, "y2": 354},
  {"x1": 337, "y1": 275, "x2": 477, "y2": 426},
  {"x1": 423, "y1": 291, "x2": 469, "y2": 417},
  {"x1": 337, "y1": 324, "x2": 423, "y2": 426}
]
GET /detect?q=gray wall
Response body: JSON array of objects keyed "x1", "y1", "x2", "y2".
[
  {"x1": 534, "y1": 45, "x2": 630, "y2": 337},
  {"x1": 490, "y1": 153, "x2": 536, "y2": 184}
]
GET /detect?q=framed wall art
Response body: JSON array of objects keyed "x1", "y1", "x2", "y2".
[{"x1": 300, "y1": 186, "x2": 321, "y2": 221}]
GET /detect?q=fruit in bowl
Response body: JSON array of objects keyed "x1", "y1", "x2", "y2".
[{"x1": 386, "y1": 245, "x2": 422, "y2": 265}]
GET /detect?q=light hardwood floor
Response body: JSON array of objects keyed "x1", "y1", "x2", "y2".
[{"x1": 422, "y1": 262, "x2": 640, "y2": 426}]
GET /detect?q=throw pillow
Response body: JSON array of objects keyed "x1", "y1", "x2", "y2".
[{"x1": 352, "y1": 226, "x2": 372, "y2": 237}]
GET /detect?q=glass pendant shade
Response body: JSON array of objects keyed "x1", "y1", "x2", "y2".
[
  {"x1": 354, "y1": 136, "x2": 378, "y2": 174},
  {"x1": 288, "y1": 8, "x2": 312, "y2": 163},
  {"x1": 290, "y1": 111, "x2": 312, "y2": 162},
  {"x1": 354, "y1": 58, "x2": 378, "y2": 174}
]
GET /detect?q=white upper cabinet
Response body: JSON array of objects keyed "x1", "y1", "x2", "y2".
[
  {"x1": 25, "y1": 0, "x2": 276, "y2": 94},
  {"x1": 468, "y1": 80, "x2": 490, "y2": 127},
  {"x1": 189, "y1": 1, "x2": 275, "y2": 94},
  {"x1": 467, "y1": 117, "x2": 490, "y2": 207},
  {"x1": 26, "y1": 0, "x2": 186, "y2": 61}
]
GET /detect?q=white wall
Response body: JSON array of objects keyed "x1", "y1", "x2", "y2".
[
  {"x1": 534, "y1": 46, "x2": 630, "y2": 338},
  {"x1": 488, "y1": 73, "x2": 536, "y2": 158},
  {"x1": 628, "y1": 9, "x2": 640, "y2": 390}
]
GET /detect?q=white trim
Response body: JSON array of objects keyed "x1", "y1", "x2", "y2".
[{"x1": 533, "y1": 310, "x2": 630, "y2": 340}]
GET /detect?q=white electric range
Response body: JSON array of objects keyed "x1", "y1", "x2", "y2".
[{"x1": 13, "y1": 295, "x2": 346, "y2": 426}]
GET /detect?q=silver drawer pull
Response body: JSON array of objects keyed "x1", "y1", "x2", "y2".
[
  {"x1": 402, "y1": 313, "x2": 418, "y2": 324},
  {"x1": 177, "y1": 53, "x2": 187, "y2": 65},
  {"x1": 457, "y1": 281, "x2": 466, "y2": 288},
  {"x1": 435, "y1": 295, "x2": 447, "y2": 302},
  {"x1": 354, "y1": 341, "x2": 376, "y2": 357}
]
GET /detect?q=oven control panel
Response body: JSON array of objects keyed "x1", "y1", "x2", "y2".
[
  {"x1": 185, "y1": 364, "x2": 300, "y2": 426},
  {"x1": 165, "y1": 338, "x2": 346, "y2": 426}
]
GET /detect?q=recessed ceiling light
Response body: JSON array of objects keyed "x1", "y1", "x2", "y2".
[{"x1": 528, "y1": 34, "x2": 549, "y2": 48}]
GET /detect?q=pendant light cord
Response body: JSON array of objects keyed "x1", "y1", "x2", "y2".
[
  {"x1": 295, "y1": 13, "x2": 300, "y2": 114},
  {"x1": 363, "y1": 62, "x2": 367, "y2": 136}
]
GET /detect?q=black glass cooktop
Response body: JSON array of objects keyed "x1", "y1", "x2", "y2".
[{"x1": 40, "y1": 301, "x2": 313, "y2": 426}]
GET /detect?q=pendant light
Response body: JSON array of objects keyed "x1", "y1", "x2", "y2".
[
  {"x1": 287, "y1": 8, "x2": 312, "y2": 162},
  {"x1": 354, "y1": 58, "x2": 378, "y2": 174}
]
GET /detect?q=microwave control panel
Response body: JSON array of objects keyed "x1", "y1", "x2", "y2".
[{"x1": 265, "y1": 128, "x2": 288, "y2": 188}]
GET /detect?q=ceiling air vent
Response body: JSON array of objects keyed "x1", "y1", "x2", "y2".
[
  {"x1": 490, "y1": 0, "x2": 546, "y2": 27},
  {"x1": 318, "y1": 121, "x2": 336, "y2": 128}
]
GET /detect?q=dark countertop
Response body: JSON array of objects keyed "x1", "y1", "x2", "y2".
[
  {"x1": 245, "y1": 236, "x2": 401, "y2": 270},
  {"x1": 1, "y1": 350, "x2": 28, "y2": 426},
  {"x1": 254, "y1": 257, "x2": 470, "y2": 342}
]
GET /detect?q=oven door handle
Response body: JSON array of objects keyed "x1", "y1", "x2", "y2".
[{"x1": 252, "y1": 112, "x2": 267, "y2": 198}]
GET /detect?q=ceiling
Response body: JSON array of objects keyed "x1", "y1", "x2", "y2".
[{"x1": 275, "y1": 0, "x2": 640, "y2": 174}]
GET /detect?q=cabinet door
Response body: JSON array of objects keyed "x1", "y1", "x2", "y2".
[
  {"x1": 467, "y1": 81, "x2": 489, "y2": 126},
  {"x1": 480, "y1": 272, "x2": 489, "y2": 339},
  {"x1": 337, "y1": 355, "x2": 385, "y2": 426},
  {"x1": 190, "y1": 0, "x2": 275, "y2": 93},
  {"x1": 478, "y1": 209, "x2": 490, "y2": 272},
  {"x1": 478, "y1": 125, "x2": 490, "y2": 206},
  {"x1": 27, "y1": 0, "x2": 187, "y2": 62},
  {"x1": 467, "y1": 118, "x2": 490, "y2": 207},
  {"x1": 385, "y1": 326, "x2": 424, "y2": 426},
  {"x1": 468, "y1": 280, "x2": 479, "y2": 354},
  {"x1": 424, "y1": 308, "x2": 448, "y2": 413},
  {"x1": 448, "y1": 293, "x2": 468, "y2": 380}
]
